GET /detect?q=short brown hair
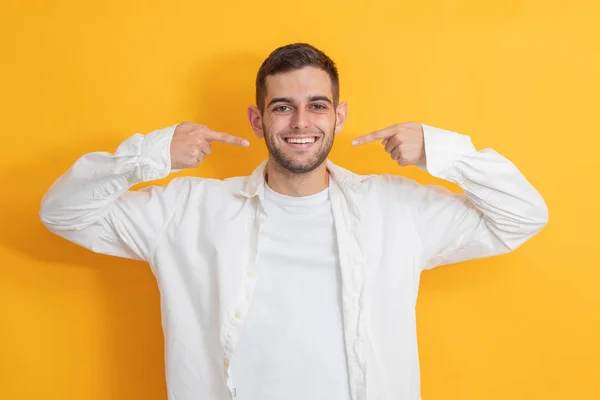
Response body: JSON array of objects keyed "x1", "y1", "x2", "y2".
[{"x1": 255, "y1": 43, "x2": 339, "y2": 113}]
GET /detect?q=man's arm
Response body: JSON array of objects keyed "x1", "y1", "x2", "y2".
[
  {"x1": 354, "y1": 123, "x2": 549, "y2": 270},
  {"x1": 39, "y1": 122, "x2": 249, "y2": 262}
]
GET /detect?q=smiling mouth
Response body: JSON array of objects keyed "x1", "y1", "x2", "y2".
[{"x1": 284, "y1": 136, "x2": 320, "y2": 145}]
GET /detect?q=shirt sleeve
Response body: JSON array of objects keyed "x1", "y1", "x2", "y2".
[
  {"x1": 39, "y1": 123, "x2": 187, "y2": 262},
  {"x1": 401, "y1": 124, "x2": 549, "y2": 271}
]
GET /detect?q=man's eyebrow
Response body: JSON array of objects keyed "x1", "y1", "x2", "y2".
[
  {"x1": 267, "y1": 95, "x2": 333, "y2": 107},
  {"x1": 308, "y1": 95, "x2": 333, "y2": 104},
  {"x1": 268, "y1": 97, "x2": 293, "y2": 107}
]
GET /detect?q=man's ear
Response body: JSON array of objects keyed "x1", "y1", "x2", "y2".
[
  {"x1": 247, "y1": 106, "x2": 264, "y2": 138},
  {"x1": 334, "y1": 101, "x2": 348, "y2": 135}
]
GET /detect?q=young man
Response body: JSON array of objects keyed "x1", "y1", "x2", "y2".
[{"x1": 40, "y1": 43, "x2": 548, "y2": 400}]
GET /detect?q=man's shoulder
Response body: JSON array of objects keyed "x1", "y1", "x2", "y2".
[
  {"x1": 332, "y1": 162, "x2": 420, "y2": 192},
  {"x1": 158, "y1": 174, "x2": 249, "y2": 198}
]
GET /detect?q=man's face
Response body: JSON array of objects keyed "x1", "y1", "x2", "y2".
[{"x1": 248, "y1": 66, "x2": 347, "y2": 174}]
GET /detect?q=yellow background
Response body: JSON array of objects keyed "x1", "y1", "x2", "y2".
[{"x1": 1, "y1": 1, "x2": 598, "y2": 399}]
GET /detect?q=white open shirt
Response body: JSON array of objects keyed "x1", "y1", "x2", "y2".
[{"x1": 39, "y1": 123, "x2": 548, "y2": 400}]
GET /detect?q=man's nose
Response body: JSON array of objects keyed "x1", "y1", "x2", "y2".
[{"x1": 290, "y1": 108, "x2": 310, "y2": 130}]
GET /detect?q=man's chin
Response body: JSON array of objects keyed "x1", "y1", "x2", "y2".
[
  {"x1": 267, "y1": 143, "x2": 331, "y2": 174},
  {"x1": 269, "y1": 157, "x2": 318, "y2": 175},
  {"x1": 285, "y1": 158, "x2": 328, "y2": 175}
]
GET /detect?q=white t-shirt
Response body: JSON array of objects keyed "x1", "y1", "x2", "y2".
[{"x1": 229, "y1": 182, "x2": 351, "y2": 400}]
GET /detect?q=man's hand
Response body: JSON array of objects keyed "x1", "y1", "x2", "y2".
[
  {"x1": 170, "y1": 122, "x2": 250, "y2": 169},
  {"x1": 352, "y1": 122, "x2": 425, "y2": 167}
]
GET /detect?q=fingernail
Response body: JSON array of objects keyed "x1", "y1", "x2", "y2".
[
  {"x1": 242, "y1": 140, "x2": 250, "y2": 146},
  {"x1": 352, "y1": 139, "x2": 358, "y2": 145}
]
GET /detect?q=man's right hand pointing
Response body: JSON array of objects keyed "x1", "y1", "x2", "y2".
[{"x1": 170, "y1": 122, "x2": 250, "y2": 169}]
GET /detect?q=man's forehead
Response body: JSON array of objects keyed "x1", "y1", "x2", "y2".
[{"x1": 265, "y1": 67, "x2": 333, "y2": 101}]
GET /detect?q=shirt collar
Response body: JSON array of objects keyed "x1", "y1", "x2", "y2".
[{"x1": 237, "y1": 158, "x2": 371, "y2": 199}]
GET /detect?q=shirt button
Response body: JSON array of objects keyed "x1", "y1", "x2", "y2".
[
  {"x1": 224, "y1": 358, "x2": 229, "y2": 366},
  {"x1": 235, "y1": 311, "x2": 242, "y2": 319},
  {"x1": 247, "y1": 270, "x2": 255, "y2": 277}
]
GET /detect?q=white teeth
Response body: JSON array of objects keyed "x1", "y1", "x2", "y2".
[{"x1": 286, "y1": 137, "x2": 316, "y2": 144}]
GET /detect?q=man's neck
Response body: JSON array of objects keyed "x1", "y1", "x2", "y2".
[{"x1": 265, "y1": 159, "x2": 329, "y2": 197}]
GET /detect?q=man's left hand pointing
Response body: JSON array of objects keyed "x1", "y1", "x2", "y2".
[{"x1": 352, "y1": 122, "x2": 426, "y2": 167}]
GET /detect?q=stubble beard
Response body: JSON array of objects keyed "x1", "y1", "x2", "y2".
[{"x1": 263, "y1": 120, "x2": 336, "y2": 175}]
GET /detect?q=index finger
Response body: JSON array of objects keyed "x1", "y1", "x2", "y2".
[
  {"x1": 206, "y1": 130, "x2": 250, "y2": 147},
  {"x1": 351, "y1": 127, "x2": 394, "y2": 146}
]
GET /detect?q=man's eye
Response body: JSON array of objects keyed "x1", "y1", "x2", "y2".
[
  {"x1": 311, "y1": 104, "x2": 327, "y2": 110},
  {"x1": 274, "y1": 106, "x2": 291, "y2": 112}
]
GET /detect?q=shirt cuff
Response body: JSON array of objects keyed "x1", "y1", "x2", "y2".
[
  {"x1": 137, "y1": 123, "x2": 179, "y2": 182},
  {"x1": 416, "y1": 124, "x2": 477, "y2": 183}
]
